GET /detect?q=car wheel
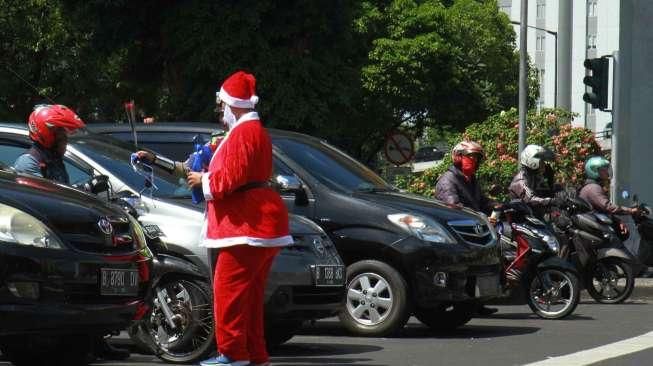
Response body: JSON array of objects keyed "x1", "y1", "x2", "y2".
[
  {"x1": 338, "y1": 260, "x2": 410, "y2": 336},
  {"x1": 414, "y1": 302, "x2": 475, "y2": 331}
]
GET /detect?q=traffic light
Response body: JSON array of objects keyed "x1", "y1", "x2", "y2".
[{"x1": 583, "y1": 57, "x2": 609, "y2": 110}]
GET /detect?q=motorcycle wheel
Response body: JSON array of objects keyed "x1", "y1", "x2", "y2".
[
  {"x1": 526, "y1": 268, "x2": 580, "y2": 319},
  {"x1": 414, "y1": 302, "x2": 475, "y2": 331},
  {"x1": 586, "y1": 258, "x2": 635, "y2": 304},
  {"x1": 134, "y1": 277, "x2": 215, "y2": 363}
]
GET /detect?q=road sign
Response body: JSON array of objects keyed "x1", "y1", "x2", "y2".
[{"x1": 384, "y1": 131, "x2": 414, "y2": 166}]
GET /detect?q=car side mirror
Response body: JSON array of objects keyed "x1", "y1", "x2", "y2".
[
  {"x1": 275, "y1": 174, "x2": 302, "y2": 192},
  {"x1": 87, "y1": 175, "x2": 110, "y2": 195},
  {"x1": 274, "y1": 174, "x2": 308, "y2": 206}
]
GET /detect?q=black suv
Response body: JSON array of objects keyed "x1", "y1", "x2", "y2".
[
  {"x1": 0, "y1": 164, "x2": 150, "y2": 365},
  {"x1": 89, "y1": 122, "x2": 502, "y2": 336}
]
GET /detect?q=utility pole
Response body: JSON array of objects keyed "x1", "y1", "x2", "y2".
[
  {"x1": 518, "y1": 0, "x2": 528, "y2": 154},
  {"x1": 557, "y1": 0, "x2": 572, "y2": 110}
]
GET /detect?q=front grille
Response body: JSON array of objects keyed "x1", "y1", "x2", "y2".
[
  {"x1": 292, "y1": 286, "x2": 344, "y2": 305},
  {"x1": 64, "y1": 216, "x2": 138, "y2": 255},
  {"x1": 448, "y1": 219, "x2": 494, "y2": 246}
]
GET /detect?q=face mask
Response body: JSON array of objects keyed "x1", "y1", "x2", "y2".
[
  {"x1": 461, "y1": 155, "x2": 478, "y2": 180},
  {"x1": 223, "y1": 104, "x2": 237, "y2": 130}
]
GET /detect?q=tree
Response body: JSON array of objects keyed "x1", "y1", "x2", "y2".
[{"x1": 395, "y1": 108, "x2": 603, "y2": 201}]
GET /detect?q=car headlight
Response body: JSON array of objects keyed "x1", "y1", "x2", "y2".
[
  {"x1": 387, "y1": 213, "x2": 456, "y2": 244},
  {"x1": 0, "y1": 203, "x2": 65, "y2": 249}
]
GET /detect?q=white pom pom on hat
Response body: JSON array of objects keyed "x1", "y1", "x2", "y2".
[{"x1": 218, "y1": 71, "x2": 259, "y2": 109}]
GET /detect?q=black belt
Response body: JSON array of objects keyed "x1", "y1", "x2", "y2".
[{"x1": 234, "y1": 181, "x2": 269, "y2": 193}]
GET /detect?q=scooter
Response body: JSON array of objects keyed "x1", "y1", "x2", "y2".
[
  {"x1": 549, "y1": 195, "x2": 637, "y2": 304},
  {"x1": 622, "y1": 192, "x2": 653, "y2": 268},
  {"x1": 102, "y1": 181, "x2": 215, "y2": 364},
  {"x1": 493, "y1": 201, "x2": 580, "y2": 319}
]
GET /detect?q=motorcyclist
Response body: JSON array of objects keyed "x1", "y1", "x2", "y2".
[
  {"x1": 509, "y1": 144, "x2": 561, "y2": 218},
  {"x1": 435, "y1": 140, "x2": 498, "y2": 316},
  {"x1": 579, "y1": 156, "x2": 639, "y2": 216},
  {"x1": 13, "y1": 104, "x2": 85, "y2": 183},
  {"x1": 13, "y1": 104, "x2": 131, "y2": 361}
]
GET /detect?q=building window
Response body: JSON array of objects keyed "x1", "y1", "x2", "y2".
[
  {"x1": 587, "y1": 34, "x2": 597, "y2": 49},
  {"x1": 536, "y1": 35, "x2": 545, "y2": 51},
  {"x1": 537, "y1": 4, "x2": 546, "y2": 19},
  {"x1": 588, "y1": 0, "x2": 598, "y2": 18}
]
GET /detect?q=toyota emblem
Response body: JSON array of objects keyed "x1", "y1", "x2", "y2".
[
  {"x1": 474, "y1": 224, "x2": 484, "y2": 235},
  {"x1": 98, "y1": 217, "x2": 113, "y2": 235}
]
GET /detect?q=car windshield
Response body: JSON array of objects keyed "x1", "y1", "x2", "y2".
[
  {"x1": 273, "y1": 136, "x2": 394, "y2": 193},
  {"x1": 70, "y1": 136, "x2": 192, "y2": 198}
]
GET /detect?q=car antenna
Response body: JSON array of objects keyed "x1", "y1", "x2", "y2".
[
  {"x1": 123, "y1": 99, "x2": 138, "y2": 147},
  {"x1": 2, "y1": 63, "x2": 58, "y2": 105}
]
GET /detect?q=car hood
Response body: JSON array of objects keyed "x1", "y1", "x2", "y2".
[
  {"x1": 352, "y1": 190, "x2": 487, "y2": 225},
  {"x1": 158, "y1": 197, "x2": 324, "y2": 235},
  {"x1": 0, "y1": 169, "x2": 132, "y2": 243}
]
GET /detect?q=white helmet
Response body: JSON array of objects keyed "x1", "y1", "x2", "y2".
[{"x1": 520, "y1": 144, "x2": 554, "y2": 170}]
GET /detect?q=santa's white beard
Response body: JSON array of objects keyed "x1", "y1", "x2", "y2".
[{"x1": 223, "y1": 104, "x2": 237, "y2": 130}]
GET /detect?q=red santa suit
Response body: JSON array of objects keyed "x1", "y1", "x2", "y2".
[{"x1": 200, "y1": 71, "x2": 291, "y2": 365}]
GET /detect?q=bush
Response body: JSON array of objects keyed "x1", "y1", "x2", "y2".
[{"x1": 395, "y1": 108, "x2": 602, "y2": 201}]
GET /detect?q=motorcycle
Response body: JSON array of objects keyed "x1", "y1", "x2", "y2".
[
  {"x1": 493, "y1": 201, "x2": 580, "y2": 319},
  {"x1": 623, "y1": 192, "x2": 653, "y2": 268},
  {"x1": 99, "y1": 179, "x2": 215, "y2": 363},
  {"x1": 549, "y1": 195, "x2": 637, "y2": 304}
]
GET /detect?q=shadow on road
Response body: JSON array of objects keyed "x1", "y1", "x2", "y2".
[
  {"x1": 486, "y1": 312, "x2": 594, "y2": 321},
  {"x1": 297, "y1": 321, "x2": 539, "y2": 339},
  {"x1": 270, "y1": 342, "x2": 384, "y2": 366}
]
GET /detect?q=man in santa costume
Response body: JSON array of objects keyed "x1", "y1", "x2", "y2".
[{"x1": 187, "y1": 71, "x2": 293, "y2": 366}]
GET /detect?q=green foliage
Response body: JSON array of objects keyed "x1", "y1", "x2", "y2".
[
  {"x1": 395, "y1": 108, "x2": 603, "y2": 201},
  {"x1": 1, "y1": 0, "x2": 525, "y2": 165}
]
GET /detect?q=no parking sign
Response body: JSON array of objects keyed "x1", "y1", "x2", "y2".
[{"x1": 383, "y1": 131, "x2": 414, "y2": 166}]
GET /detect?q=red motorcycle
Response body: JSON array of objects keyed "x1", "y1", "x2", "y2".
[{"x1": 493, "y1": 201, "x2": 581, "y2": 319}]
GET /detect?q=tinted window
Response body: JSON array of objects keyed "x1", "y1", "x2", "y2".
[
  {"x1": 273, "y1": 137, "x2": 393, "y2": 193},
  {"x1": 107, "y1": 132, "x2": 212, "y2": 161},
  {"x1": 0, "y1": 141, "x2": 26, "y2": 167},
  {"x1": 414, "y1": 147, "x2": 444, "y2": 162},
  {"x1": 71, "y1": 137, "x2": 192, "y2": 198}
]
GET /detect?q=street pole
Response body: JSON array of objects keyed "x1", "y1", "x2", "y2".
[
  {"x1": 518, "y1": 0, "x2": 528, "y2": 154},
  {"x1": 553, "y1": 33, "x2": 557, "y2": 108},
  {"x1": 610, "y1": 51, "x2": 620, "y2": 202},
  {"x1": 557, "y1": 0, "x2": 572, "y2": 110}
]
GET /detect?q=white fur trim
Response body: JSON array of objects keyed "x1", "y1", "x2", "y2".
[
  {"x1": 201, "y1": 235, "x2": 294, "y2": 248},
  {"x1": 219, "y1": 87, "x2": 258, "y2": 109},
  {"x1": 201, "y1": 172, "x2": 213, "y2": 201}
]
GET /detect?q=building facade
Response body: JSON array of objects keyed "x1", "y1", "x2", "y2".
[{"x1": 499, "y1": 0, "x2": 619, "y2": 138}]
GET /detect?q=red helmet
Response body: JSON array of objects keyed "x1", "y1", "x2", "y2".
[
  {"x1": 28, "y1": 104, "x2": 85, "y2": 148},
  {"x1": 452, "y1": 140, "x2": 484, "y2": 165}
]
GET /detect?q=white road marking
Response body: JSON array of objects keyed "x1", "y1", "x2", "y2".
[{"x1": 524, "y1": 330, "x2": 653, "y2": 365}]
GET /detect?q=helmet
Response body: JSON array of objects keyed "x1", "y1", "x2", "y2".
[
  {"x1": 585, "y1": 156, "x2": 611, "y2": 180},
  {"x1": 520, "y1": 144, "x2": 554, "y2": 170},
  {"x1": 28, "y1": 104, "x2": 85, "y2": 148},
  {"x1": 452, "y1": 141, "x2": 484, "y2": 165}
]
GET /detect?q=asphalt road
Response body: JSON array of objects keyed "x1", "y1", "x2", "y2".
[{"x1": 2, "y1": 282, "x2": 652, "y2": 366}]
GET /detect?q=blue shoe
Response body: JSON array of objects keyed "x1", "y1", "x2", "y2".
[{"x1": 200, "y1": 355, "x2": 251, "y2": 366}]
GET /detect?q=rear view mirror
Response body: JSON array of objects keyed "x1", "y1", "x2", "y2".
[{"x1": 621, "y1": 190, "x2": 630, "y2": 200}]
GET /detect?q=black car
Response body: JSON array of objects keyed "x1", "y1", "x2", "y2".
[
  {"x1": 0, "y1": 163, "x2": 150, "y2": 365},
  {"x1": 88, "y1": 122, "x2": 502, "y2": 337}
]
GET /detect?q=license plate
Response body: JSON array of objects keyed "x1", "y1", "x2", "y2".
[
  {"x1": 475, "y1": 274, "x2": 501, "y2": 297},
  {"x1": 313, "y1": 265, "x2": 345, "y2": 287},
  {"x1": 100, "y1": 268, "x2": 139, "y2": 296}
]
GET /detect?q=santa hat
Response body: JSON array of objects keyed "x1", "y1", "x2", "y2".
[{"x1": 218, "y1": 71, "x2": 259, "y2": 109}]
